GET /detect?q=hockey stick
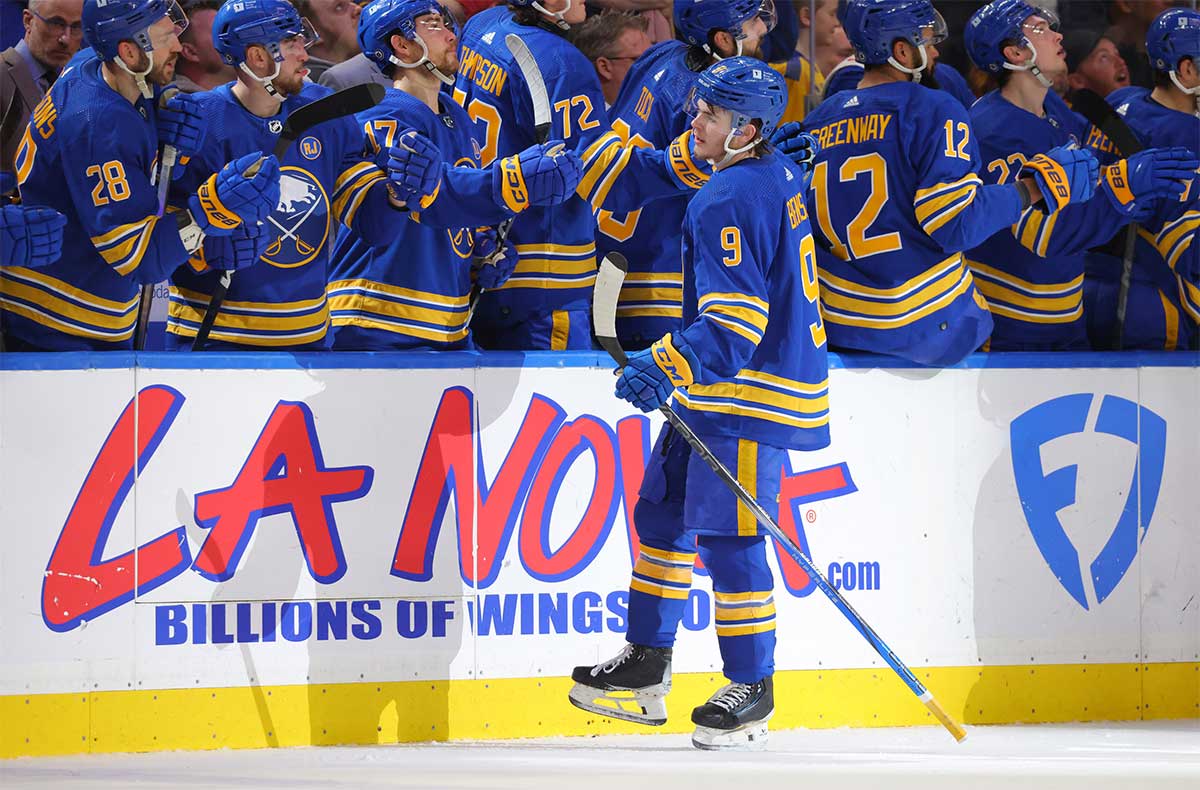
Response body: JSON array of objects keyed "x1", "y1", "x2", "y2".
[
  {"x1": 191, "y1": 83, "x2": 386, "y2": 350},
  {"x1": 1070, "y1": 89, "x2": 1145, "y2": 351},
  {"x1": 593, "y1": 252, "x2": 968, "y2": 743},
  {"x1": 468, "y1": 34, "x2": 553, "y2": 318}
]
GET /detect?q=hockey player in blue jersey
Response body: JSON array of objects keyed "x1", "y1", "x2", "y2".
[
  {"x1": 1085, "y1": 8, "x2": 1200, "y2": 350},
  {"x1": 0, "y1": 205, "x2": 66, "y2": 268},
  {"x1": 165, "y1": 0, "x2": 407, "y2": 350},
  {"x1": 801, "y1": 0, "x2": 1100, "y2": 366},
  {"x1": 1, "y1": 0, "x2": 279, "y2": 351},
  {"x1": 963, "y1": 0, "x2": 1196, "y2": 351},
  {"x1": 569, "y1": 59, "x2": 828, "y2": 751},
  {"x1": 327, "y1": 0, "x2": 580, "y2": 350}
]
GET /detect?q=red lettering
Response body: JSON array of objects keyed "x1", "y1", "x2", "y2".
[
  {"x1": 192, "y1": 402, "x2": 372, "y2": 583},
  {"x1": 42, "y1": 386, "x2": 189, "y2": 632},
  {"x1": 773, "y1": 462, "x2": 858, "y2": 596},
  {"x1": 615, "y1": 415, "x2": 650, "y2": 566}
]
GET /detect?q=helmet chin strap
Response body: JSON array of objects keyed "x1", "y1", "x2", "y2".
[
  {"x1": 888, "y1": 43, "x2": 929, "y2": 83},
  {"x1": 391, "y1": 35, "x2": 455, "y2": 86},
  {"x1": 1003, "y1": 41, "x2": 1054, "y2": 89},
  {"x1": 531, "y1": 0, "x2": 570, "y2": 30},
  {"x1": 707, "y1": 121, "x2": 757, "y2": 170},
  {"x1": 706, "y1": 35, "x2": 745, "y2": 61},
  {"x1": 1168, "y1": 70, "x2": 1200, "y2": 117},
  {"x1": 239, "y1": 58, "x2": 286, "y2": 102},
  {"x1": 116, "y1": 51, "x2": 155, "y2": 99}
]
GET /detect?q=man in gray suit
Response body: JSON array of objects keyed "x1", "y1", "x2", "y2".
[{"x1": 0, "y1": 0, "x2": 84, "y2": 192}]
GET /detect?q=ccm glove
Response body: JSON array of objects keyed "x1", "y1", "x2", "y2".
[
  {"x1": 614, "y1": 333, "x2": 702, "y2": 413},
  {"x1": 1020, "y1": 145, "x2": 1098, "y2": 213},
  {"x1": 471, "y1": 227, "x2": 518, "y2": 289},
  {"x1": 157, "y1": 89, "x2": 208, "y2": 160},
  {"x1": 492, "y1": 142, "x2": 583, "y2": 212},
  {"x1": 386, "y1": 130, "x2": 443, "y2": 208},
  {"x1": 1101, "y1": 147, "x2": 1200, "y2": 212},
  {"x1": 770, "y1": 122, "x2": 820, "y2": 173},
  {"x1": 189, "y1": 152, "x2": 281, "y2": 235},
  {"x1": 0, "y1": 204, "x2": 66, "y2": 268}
]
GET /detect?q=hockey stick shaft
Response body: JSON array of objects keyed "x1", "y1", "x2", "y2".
[
  {"x1": 593, "y1": 254, "x2": 966, "y2": 742},
  {"x1": 191, "y1": 84, "x2": 385, "y2": 350}
]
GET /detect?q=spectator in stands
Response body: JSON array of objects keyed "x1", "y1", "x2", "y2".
[
  {"x1": 1064, "y1": 27, "x2": 1129, "y2": 99},
  {"x1": 175, "y1": 0, "x2": 237, "y2": 92},
  {"x1": 1104, "y1": 0, "x2": 1184, "y2": 89},
  {"x1": 292, "y1": 0, "x2": 363, "y2": 81},
  {"x1": 572, "y1": 11, "x2": 652, "y2": 108},
  {"x1": 586, "y1": 0, "x2": 672, "y2": 42},
  {"x1": 0, "y1": 0, "x2": 84, "y2": 192}
]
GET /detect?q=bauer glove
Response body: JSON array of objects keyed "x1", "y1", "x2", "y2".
[
  {"x1": 1100, "y1": 147, "x2": 1200, "y2": 213},
  {"x1": 189, "y1": 152, "x2": 281, "y2": 235},
  {"x1": 1020, "y1": 145, "x2": 1098, "y2": 213},
  {"x1": 0, "y1": 204, "x2": 66, "y2": 268}
]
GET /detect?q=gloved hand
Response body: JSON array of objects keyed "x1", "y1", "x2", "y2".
[
  {"x1": 492, "y1": 141, "x2": 583, "y2": 213},
  {"x1": 386, "y1": 130, "x2": 443, "y2": 208},
  {"x1": 0, "y1": 204, "x2": 67, "y2": 268},
  {"x1": 663, "y1": 130, "x2": 712, "y2": 190},
  {"x1": 207, "y1": 220, "x2": 270, "y2": 271},
  {"x1": 1019, "y1": 145, "x2": 1098, "y2": 212},
  {"x1": 1101, "y1": 147, "x2": 1200, "y2": 213},
  {"x1": 614, "y1": 333, "x2": 701, "y2": 413},
  {"x1": 157, "y1": 89, "x2": 207, "y2": 160},
  {"x1": 770, "y1": 122, "x2": 820, "y2": 173},
  {"x1": 189, "y1": 152, "x2": 281, "y2": 235},
  {"x1": 471, "y1": 227, "x2": 518, "y2": 289}
]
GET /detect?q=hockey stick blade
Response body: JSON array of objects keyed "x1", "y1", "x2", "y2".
[
  {"x1": 589, "y1": 257, "x2": 967, "y2": 743},
  {"x1": 506, "y1": 34, "x2": 551, "y2": 144}
]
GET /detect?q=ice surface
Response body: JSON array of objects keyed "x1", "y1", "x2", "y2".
[{"x1": 3, "y1": 721, "x2": 1198, "y2": 790}]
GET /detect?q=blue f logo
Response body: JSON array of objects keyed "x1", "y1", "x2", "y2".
[{"x1": 1010, "y1": 394, "x2": 1167, "y2": 610}]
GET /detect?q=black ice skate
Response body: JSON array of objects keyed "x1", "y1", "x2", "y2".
[
  {"x1": 568, "y1": 644, "x2": 672, "y2": 726},
  {"x1": 690, "y1": 676, "x2": 774, "y2": 750}
]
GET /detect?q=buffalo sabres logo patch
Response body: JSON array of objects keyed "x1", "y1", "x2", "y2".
[
  {"x1": 262, "y1": 166, "x2": 330, "y2": 269},
  {"x1": 300, "y1": 136, "x2": 322, "y2": 160}
]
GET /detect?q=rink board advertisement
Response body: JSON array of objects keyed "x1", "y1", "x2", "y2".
[{"x1": 1, "y1": 352, "x2": 1197, "y2": 757}]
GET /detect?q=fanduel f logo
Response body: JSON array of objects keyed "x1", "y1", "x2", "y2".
[{"x1": 1010, "y1": 394, "x2": 1166, "y2": 610}]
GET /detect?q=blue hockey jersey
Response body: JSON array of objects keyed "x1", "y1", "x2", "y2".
[
  {"x1": 966, "y1": 89, "x2": 1134, "y2": 350},
  {"x1": 823, "y1": 59, "x2": 976, "y2": 110},
  {"x1": 328, "y1": 88, "x2": 507, "y2": 350},
  {"x1": 1084, "y1": 87, "x2": 1200, "y2": 350},
  {"x1": 673, "y1": 152, "x2": 829, "y2": 451},
  {"x1": 166, "y1": 82, "x2": 392, "y2": 350},
  {"x1": 452, "y1": 6, "x2": 609, "y2": 332},
  {"x1": 2, "y1": 56, "x2": 189, "y2": 349},
  {"x1": 803, "y1": 81, "x2": 1024, "y2": 365}
]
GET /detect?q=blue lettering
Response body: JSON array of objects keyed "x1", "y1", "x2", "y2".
[
  {"x1": 235, "y1": 602, "x2": 259, "y2": 643},
  {"x1": 351, "y1": 600, "x2": 382, "y2": 640},
  {"x1": 519, "y1": 592, "x2": 534, "y2": 635},
  {"x1": 191, "y1": 603, "x2": 207, "y2": 644},
  {"x1": 573, "y1": 591, "x2": 603, "y2": 634},
  {"x1": 681, "y1": 590, "x2": 710, "y2": 631},
  {"x1": 538, "y1": 593, "x2": 568, "y2": 634},
  {"x1": 262, "y1": 601, "x2": 277, "y2": 642},
  {"x1": 432, "y1": 600, "x2": 454, "y2": 638},
  {"x1": 397, "y1": 600, "x2": 428, "y2": 638},
  {"x1": 605, "y1": 590, "x2": 628, "y2": 632},
  {"x1": 281, "y1": 602, "x2": 312, "y2": 642},
  {"x1": 155, "y1": 604, "x2": 187, "y2": 645},
  {"x1": 317, "y1": 601, "x2": 347, "y2": 641},
  {"x1": 211, "y1": 604, "x2": 234, "y2": 644},
  {"x1": 477, "y1": 594, "x2": 517, "y2": 636}
]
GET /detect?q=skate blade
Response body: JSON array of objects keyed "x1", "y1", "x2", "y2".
[
  {"x1": 691, "y1": 717, "x2": 771, "y2": 751},
  {"x1": 567, "y1": 682, "x2": 668, "y2": 726}
]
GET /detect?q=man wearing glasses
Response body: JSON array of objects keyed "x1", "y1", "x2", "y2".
[{"x1": 1, "y1": 0, "x2": 84, "y2": 193}]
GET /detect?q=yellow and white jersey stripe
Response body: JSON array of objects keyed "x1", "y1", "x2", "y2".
[
  {"x1": 90, "y1": 214, "x2": 160, "y2": 276},
  {"x1": 819, "y1": 253, "x2": 979, "y2": 330},
  {"x1": 697, "y1": 291, "x2": 770, "y2": 345},
  {"x1": 677, "y1": 369, "x2": 830, "y2": 432},
  {"x1": 494, "y1": 242, "x2": 597, "y2": 291},
  {"x1": 617, "y1": 272, "x2": 683, "y2": 320},
  {"x1": 327, "y1": 279, "x2": 470, "y2": 345},
  {"x1": 914, "y1": 174, "x2": 982, "y2": 237},
  {"x1": 629, "y1": 544, "x2": 696, "y2": 601},
  {"x1": 1155, "y1": 210, "x2": 1199, "y2": 274},
  {"x1": 967, "y1": 261, "x2": 1083, "y2": 325},
  {"x1": 0, "y1": 267, "x2": 138, "y2": 342},
  {"x1": 713, "y1": 590, "x2": 776, "y2": 638},
  {"x1": 331, "y1": 161, "x2": 388, "y2": 228},
  {"x1": 165, "y1": 286, "x2": 329, "y2": 347},
  {"x1": 1011, "y1": 206, "x2": 1061, "y2": 258}
]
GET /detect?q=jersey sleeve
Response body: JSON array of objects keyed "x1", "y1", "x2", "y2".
[
  {"x1": 1155, "y1": 202, "x2": 1200, "y2": 324},
  {"x1": 543, "y1": 49, "x2": 611, "y2": 153},
  {"x1": 62, "y1": 114, "x2": 189, "y2": 284},
  {"x1": 577, "y1": 129, "x2": 709, "y2": 216},
  {"x1": 910, "y1": 96, "x2": 1023, "y2": 253},
  {"x1": 1009, "y1": 191, "x2": 1129, "y2": 258},
  {"x1": 676, "y1": 193, "x2": 770, "y2": 381}
]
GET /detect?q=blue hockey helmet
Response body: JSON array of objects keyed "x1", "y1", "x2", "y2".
[
  {"x1": 964, "y1": 0, "x2": 1059, "y2": 73},
  {"x1": 358, "y1": 0, "x2": 454, "y2": 67},
  {"x1": 82, "y1": 0, "x2": 188, "y2": 61},
  {"x1": 674, "y1": 0, "x2": 777, "y2": 52},
  {"x1": 842, "y1": 0, "x2": 946, "y2": 66},
  {"x1": 1147, "y1": 8, "x2": 1200, "y2": 74},
  {"x1": 212, "y1": 0, "x2": 319, "y2": 66},
  {"x1": 687, "y1": 55, "x2": 787, "y2": 139}
]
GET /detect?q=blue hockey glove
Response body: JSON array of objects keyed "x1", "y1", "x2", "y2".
[
  {"x1": 1101, "y1": 147, "x2": 1200, "y2": 213},
  {"x1": 614, "y1": 333, "x2": 701, "y2": 413},
  {"x1": 207, "y1": 220, "x2": 270, "y2": 271},
  {"x1": 770, "y1": 122, "x2": 820, "y2": 173},
  {"x1": 0, "y1": 204, "x2": 67, "y2": 268},
  {"x1": 386, "y1": 130, "x2": 443, "y2": 209},
  {"x1": 1020, "y1": 145, "x2": 1098, "y2": 213},
  {"x1": 471, "y1": 227, "x2": 518, "y2": 290},
  {"x1": 189, "y1": 153, "x2": 281, "y2": 235},
  {"x1": 492, "y1": 142, "x2": 583, "y2": 213},
  {"x1": 157, "y1": 89, "x2": 208, "y2": 160}
]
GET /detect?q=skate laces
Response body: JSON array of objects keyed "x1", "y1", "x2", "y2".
[
  {"x1": 591, "y1": 644, "x2": 635, "y2": 677},
  {"x1": 709, "y1": 682, "x2": 755, "y2": 711}
]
